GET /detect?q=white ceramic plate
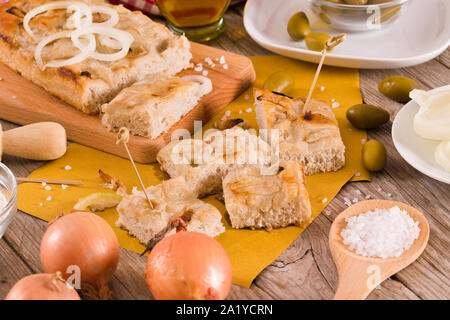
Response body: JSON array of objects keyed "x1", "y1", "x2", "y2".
[
  {"x1": 243, "y1": 0, "x2": 450, "y2": 69},
  {"x1": 392, "y1": 85, "x2": 450, "y2": 184}
]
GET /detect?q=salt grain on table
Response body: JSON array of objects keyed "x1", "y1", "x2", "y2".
[
  {"x1": 244, "y1": 94, "x2": 249, "y2": 100},
  {"x1": 223, "y1": 64, "x2": 229, "y2": 70},
  {"x1": 202, "y1": 70, "x2": 208, "y2": 76},
  {"x1": 322, "y1": 198, "x2": 328, "y2": 203},
  {"x1": 341, "y1": 206, "x2": 420, "y2": 259},
  {"x1": 62, "y1": 184, "x2": 68, "y2": 190},
  {"x1": 219, "y1": 56, "x2": 226, "y2": 64},
  {"x1": 361, "y1": 139, "x2": 367, "y2": 144},
  {"x1": 194, "y1": 64, "x2": 203, "y2": 72},
  {"x1": 245, "y1": 108, "x2": 252, "y2": 113},
  {"x1": 320, "y1": 86, "x2": 325, "y2": 92},
  {"x1": 332, "y1": 102, "x2": 340, "y2": 108},
  {"x1": 46, "y1": 196, "x2": 52, "y2": 201},
  {"x1": 44, "y1": 185, "x2": 51, "y2": 191},
  {"x1": 64, "y1": 165, "x2": 72, "y2": 170}
]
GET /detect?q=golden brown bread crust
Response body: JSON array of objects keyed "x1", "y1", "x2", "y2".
[
  {"x1": 223, "y1": 161, "x2": 312, "y2": 230},
  {"x1": 0, "y1": 0, "x2": 192, "y2": 114},
  {"x1": 254, "y1": 88, "x2": 345, "y2": 175}
]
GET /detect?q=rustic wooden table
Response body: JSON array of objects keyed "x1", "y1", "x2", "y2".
[{"x1": 0, "y1": 4, "x2": 449, "y2": 300}]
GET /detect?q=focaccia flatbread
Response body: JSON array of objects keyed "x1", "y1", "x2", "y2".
[
  {"x1": 0, "y1": 0, "x2": 192, "y2": 114},
  {"x1": 254, "y1": 88, "x2": 345, "y2": 175}
]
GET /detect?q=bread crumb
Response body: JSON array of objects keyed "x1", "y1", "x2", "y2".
[
  {"x1": 219, "y1": 56, "x2": 226, "y2": 64},
  {"x1": 361, "y1": 139, "x2": 367, "y2": 145},
  {"x1": 64, "y1": 165, "x2": 72, "y2": 170},
  {"x1": 12, "y1": 95, "x2": 17, "y2": 99},
  {"x1": 194, "y1": 64, "x2": 203, "y2": 72},
  {"x1": 352, "y1": 198, "x2": 359, "y2": 203},
  {"x1": 211, "y1": 63, "x2": 216, "y2": 68},
  {"x1": 356, "y1": 190, "x2": 362, "y2": 195},
  {"x1": 202, "y1": 70, "x2": 209, "y2": 76},
  {"x1": 223, "y1": 64, "x2": 229, "y2": 70},
  {"x1": 44, "y1": 185, "x2": 51, "y2": 191},
  {"x1": 46, "y1": 196, "x2": 52, "y2": 201},
  {"x1": 61, "y1": 184, "x2": 68, "y2": 190},
  {"x1": 324, "y1": 209, "x2": 331, "y2": 216},
  {"x1": 365, "y1": 194, "x2": 372, "y2": 199},
  {"x1": 354, "y1": 172, "x2": 361, "y2": 177},
  {"x1": 387, "y1": 193, "x2": 392, "y2": 198}
]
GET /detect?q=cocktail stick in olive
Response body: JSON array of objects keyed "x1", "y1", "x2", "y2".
[
  {"x1": 346, "y1": 104, "x2": 390, "y2": 129},
  {"x1": 362, "y1": 140, "x2": 387, "y2": 172},
  {"x1": 287, "y1": 12, "x2": 311, "y2": 40},
  {"x1": 305, "y1": 32, "x2": 332, "y2": 52},
  {"x1": 263, "y1": 71, "x2": 295, "y2": 94},
  {"x1": 378, "y1": 75, "x2": 419, "y2": 103}
]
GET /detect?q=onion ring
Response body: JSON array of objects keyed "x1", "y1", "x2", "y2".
[
  {"x1": 35, "y1": 31, "x2": 95, "y2": 70},
  {"x1": 182, "y1": 75, "x2": 213, "y2": 96},
  {"x1": 91, "y1": 5, "x2": 120, "y2": 27},
  {"x1": 71, "y1": 26, "x2": 134, "y2": 62},
  {"x1": 24, "y1": 1, "x2": 93, "y2": 40}
]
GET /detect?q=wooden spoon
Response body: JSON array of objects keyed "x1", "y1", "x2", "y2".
[{"x1": 329, "y1": 200, "x2": 429, "y2": 300}]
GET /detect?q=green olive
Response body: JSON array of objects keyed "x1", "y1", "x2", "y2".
[
  {"x1": 378, "y1": 76, "x2": 419, "y2": 103},
  {"x1": 287, "y1": 12, "x2": 311, "y2": 40},
  {"x1": 346, "y1": 104, "x2": 390, "y2": 129},
  {"x1": 343, "y1": 0, "x2": 368, "y2": 4},
  {"x1": 319, "y1": 12, "x2": 332, "y2": 24},
  {"x1": 305, "y1": 32, "x2": 331, "y2": 52},
  {"x1": 362, "y1": 140, "x2": 387, "y2": 172},
  {"x1": 263, "y1": 71, "x2": 295, "y2": 94}
]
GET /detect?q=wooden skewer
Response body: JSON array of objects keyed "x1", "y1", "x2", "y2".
[
  {"x1": 303, "y1": 33, "x2": 347, "y2": 115},
  {"x1": 117, "y1": 128, "x2": 154, "y2": 209},
  {"x1": 16, "y1": 177, "x2": 83, "y2": 185}
]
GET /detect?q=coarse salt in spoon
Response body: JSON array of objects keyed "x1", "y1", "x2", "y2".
[{"x1": 329, "y1": 199, "x2": 429, "y2": 300}]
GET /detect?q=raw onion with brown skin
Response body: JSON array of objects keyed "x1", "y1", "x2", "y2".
[
  {"x1": 145, "y1": 231, "x2": 232, "y2": 300},
  {"x1": 5, "y1": 272, "x2": 80, "y2": 300},
  {"x1": 40, "y1": 211, "x2": 119, "y2": 300}
]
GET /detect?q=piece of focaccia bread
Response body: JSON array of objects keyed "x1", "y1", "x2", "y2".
[
  {"x1": 157, "y1": 126, "x2": 274, "y2": 197},
  {"x1": 223, "y1": 161, "x2": 312, "y2": 230},
  {"x1": 101, "y1": 76, "x2": 211, "y2": 139},
  {"x1": 116, "y1": 176, "x2": 225, "y2": 244},
  {"x1": 0, "y1": 0, "x2": 192, "y2": 114},
  {"x1": 254, "y1": 88, "x2": 345, "y2": 175}
]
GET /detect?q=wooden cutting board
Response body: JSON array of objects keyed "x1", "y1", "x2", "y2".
[{"x1": 0, "y1": 42, "x2": 255, "y2": 163}]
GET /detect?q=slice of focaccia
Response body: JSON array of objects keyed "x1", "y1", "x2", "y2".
[
  {"x1": 0, "y1": 0, "x2": 192, "y2": 114},
  {"x1": 101, "y1": 76, "x2": 211, "y2": 139},
  {"x1": 116, "y1": 176, "x2": 225, "y2": 244},
  {"x1": 254, "y1": 88, "x2": 345, "y2": 175},
  {"x1": 156, "y1": 126, "x2": 274, "y2": 197},
  {"x1": 222, "y1": 161, "x2": 312, "y2": 230}
]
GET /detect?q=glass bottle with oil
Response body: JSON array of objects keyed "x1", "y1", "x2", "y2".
[{"x1": 155, "y1": 0, "x2": 231, "y2": 42}]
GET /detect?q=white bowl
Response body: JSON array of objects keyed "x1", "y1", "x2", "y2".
[
  {"x1": 0, "y1": 162, "x2": 17, "y2": 239},
  {"x1": 307, "y1": 0, "x2": 410, "y2": 32},
  {"x1": 392, "y1": 85, "x2": 450, "y2": 184}
]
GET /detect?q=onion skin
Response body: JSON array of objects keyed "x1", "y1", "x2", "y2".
[
  {"x1": 145, "y1": 232, "x2": 232, "y2": 300},
  {"x1": 40, "y1": 212, "x2": 119, "y2": 299},
  {"x1": 5, "y1": 273, "x2": 80, "y2": 300}
]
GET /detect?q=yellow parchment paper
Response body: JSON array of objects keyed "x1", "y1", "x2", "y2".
[{"x1": 18, "y1": 56, "x2": 369, "y2": 288}]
